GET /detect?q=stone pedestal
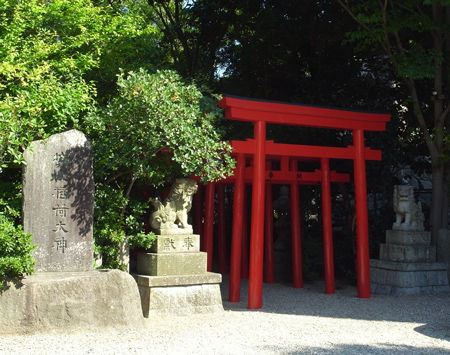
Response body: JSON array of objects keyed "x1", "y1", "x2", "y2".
[
  {"x1": 133, "y1": 234, "x2": 223, "y2": 316},
  {"x1": 0, "y1": 270, "x2": 144, "y2": 334},
  {"x1": 371, "y1": 230, "x2": 450, "y2": 295}
]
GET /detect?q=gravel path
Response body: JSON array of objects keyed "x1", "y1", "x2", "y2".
[{"x1": 0, "y1": 278, "x2": 449, "y2": 354}]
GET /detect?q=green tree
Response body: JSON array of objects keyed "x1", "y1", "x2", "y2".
[
  {"x1": 83, "y1": 69, "x2": 234, "y2": 268},
  {"x1": 86, "y1": 69, "x2": 234, "y2": 187},
  {"x1": 135, "y1": 0, "x2": 239, "y2": 83},
  {"x1": 0, "y1": 0, "x2": 140, "y2": 170},
  {"x1": 337, "y1": 0, "x2": 450, "y2": 242}
]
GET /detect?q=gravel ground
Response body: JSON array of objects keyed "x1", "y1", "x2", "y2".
[{"x1": 0, "y1": 277, "x2": 449, "y2": 354}]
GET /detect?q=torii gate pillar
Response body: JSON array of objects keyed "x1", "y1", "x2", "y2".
[
  {"x1": 248, "y1": 121, "x2": 266, "y2": 309},
  {"x1": 229, "y1": 154, "x2": 245, "y2": 302},
  {"x1": 353, "y1": 129, "x2": 371, "y2": 298}
]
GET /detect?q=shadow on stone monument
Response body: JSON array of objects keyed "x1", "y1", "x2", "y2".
[
  {"x1": 370, "y1": 185, "x2": 450, "y2": 295},
  {"x1": 50, "y1": 143, "x2": 93, "y2": 239},
  {"x1": 133, "y1": 178, "x2": 224, "y2": 316},
  {"x1": 0, "y1": 130, "x2": 144, "y2": 334}
]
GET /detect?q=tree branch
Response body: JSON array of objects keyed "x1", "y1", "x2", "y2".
[
  {"x1": 337, "y1": 0, "x2": 372, "y2": 33},
  {"x1": 106, "y1": 169, "x2": 132, "y2": 183},
  {"x1": 121, "y1": 174, "x2": 137, "y2": 215},
  {"x1": 439, "y1": 103, "x2": 450, "y2": 122},
  {"x1": 159, "y1": 1, "x2": 194, "y2": 74},
  {"x1": 337, "y1": 0, "x2": 392, "y2": 58},
  {"x1": 405, "y1": 78, "x2": 439, "y2": 158}
]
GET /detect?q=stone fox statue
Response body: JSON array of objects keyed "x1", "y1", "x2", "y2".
[
  {"x1": 392, "y1": 185, "x2": 424, "y2": 231},
  {"x1": 150, "y1": 178, "x2": 198, "y2": 234}
]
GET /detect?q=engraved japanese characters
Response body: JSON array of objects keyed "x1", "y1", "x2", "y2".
[
  {"x1": 392, "y1": 185, "x2": 425, "y2": 231},
  {"x1": 150, "y1": 178, "x2": 198, "y2": 234}
]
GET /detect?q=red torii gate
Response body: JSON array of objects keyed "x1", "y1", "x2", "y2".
[
  {"x1": 215, "y1": 95, "x2": 390, "y2": 309},
  {"x1": 217, "y1": 156, "x2": 350, "y2": 297}
]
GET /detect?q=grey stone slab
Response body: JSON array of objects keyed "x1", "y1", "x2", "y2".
[
  {"x1": 385, "y1": 230, "x2": 431, "y2": 245},
  {"x1": 371, "y1": 282, "x2": 450, "y2": 296},
  {"x1": 380, "y1": 243, "x2": 436, "y2": 262},
  {"x1": 437, "y1": 228, "x2": 450, "y2": 265},
  {"x1": 137, "y1": 284, "x2": 223, "y2": 317},
  {"x1": 370, "y1": 259, "x2": 448, "y2": 271},
  {"x1": 23, "y1": 130, "x2": 94, "y2": 272},
  {"x1": 133, "y1": 272, "x2": 222, "y2": 287},
  {"x1": 370, "y1": 283, "x2": 393, "y2": 295},
  {"x1": 432, "y1": 285, "x2": 450, "y2": 293},
  {"x1": 370, "y1": 266, "x2": 449, "y2": 287},
  {"x1": 150, "y1": 234, "x2": 200, "y2": 253},
  {"x1": 136, "y1": 251, "x2": 207, "y2": 276},
  {"x1": 0, "y1": 270, "x2": 144, "y2": 334}
]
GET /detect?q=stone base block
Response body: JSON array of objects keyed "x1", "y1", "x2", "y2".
[
  {"x1": 136, "y1": 251, "x2": 207, "y2": 276},
  {"x1": 380, "y1": 243, "x2": 436, "y2": 262},
  {"x1": 371, "y1": 283, "x2": 450, "y2": 296},
  {"x1": 133, "y1": 273, "x2": 223, "y2": 317},
  {"x1": 134, "y1": 272, "x2": 222, "y2": 287},
  {"x1": 386, "y1": 229, "x2": 431, "y2": 245},
  {"x1": 0, "y1": 270, "x2": 144, "y2": 334},
  {"x1": 370, "y1": 259, "x2": 450, "y2": 296}
]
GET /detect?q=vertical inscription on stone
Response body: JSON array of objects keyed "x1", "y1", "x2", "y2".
[
  {"x1": 183, "y1": 237, "x2": 194, "y2": 250},
  {"x1": 53, "y1": 185, "x2": 69, "y2": 253},
  {"x1": 23, "y1": 130, "x2": 94, "y2": 272}
]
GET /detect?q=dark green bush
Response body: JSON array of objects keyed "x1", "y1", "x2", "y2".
[{"x1": 0, "y1": 214, "x2": 35, "y2": 289}]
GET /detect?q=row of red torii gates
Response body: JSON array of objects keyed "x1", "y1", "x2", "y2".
[{"x1": 192, "y1": 95, "x2": 390, "y2": 309}]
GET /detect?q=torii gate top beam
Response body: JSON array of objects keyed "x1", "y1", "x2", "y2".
[
  {"x1": 219, "y1": 95, "x2": 390, "y2": 131},
  {"x1": 231, "y1": 139, "x2": 382, "y2": 160}
]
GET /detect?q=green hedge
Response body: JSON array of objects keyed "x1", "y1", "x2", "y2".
[{"x1": 0, "y1": 214, "x2": 35, "y2": 289}]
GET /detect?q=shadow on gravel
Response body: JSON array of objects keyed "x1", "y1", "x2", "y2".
[
  {"x1": 220, "y1": 276, "x2": 450, "y2": 324},
  {"x1": 415, "y1": 323, "x2": 450, "y2": 341},
  {"x1": 260, "y1": 343, "x2": 450, "y2": 354}
]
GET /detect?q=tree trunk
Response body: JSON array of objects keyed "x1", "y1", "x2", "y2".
[
  {"x1": 443, "y1": 167, "x2": 449, "y2": 229},
  {"x1": 431, "y1": 159, "x2": 445, "y2": 244}
]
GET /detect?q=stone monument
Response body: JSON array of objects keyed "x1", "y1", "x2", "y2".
[
  {"x1": 23, "y1": 129, "x2": 94, "y2": 271},
  {"x1": 134, "y1": 178, "x2": 223, "y2": 316},
  {"x1": 370, "y1": 185, "x2": 450, "y2": 295},
  {"x1": 0, "y1": 130, "x2": 144, "y2": 333}
]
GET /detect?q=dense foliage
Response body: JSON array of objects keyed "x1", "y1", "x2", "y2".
[
  {"x1": 85, "y1": 69, "x2": 234, "y2": 268},
  {"x1": 1, "y1": 0, "x2": 112, "y2": 169},
  {"x1": 0, "y1": 177, "x2": 35, "y2": 288},
  {"x1": 0, "y1": 214, "x2": 35, "y2": 289},
  {"x1": 86, "y1": 69, "x2": 233, "y2": 186}
]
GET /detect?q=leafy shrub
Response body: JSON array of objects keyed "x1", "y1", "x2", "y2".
[
  {"x1": 94, "y1": 183, "x2": 155, "y2": 270},
  {"x1": 85, "y1": 69, "x2": 234, "y2": 269},
  {"x1": 0, "y1": 214, "x2": 35, "y2": 289}
]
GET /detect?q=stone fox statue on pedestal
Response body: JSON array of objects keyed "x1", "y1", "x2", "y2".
[
  {"x1": 392, "y1": 185, "x2": 424, "y2": 231},
  {"x1": 150, "y1": 178, "x2": 198, "y2": 234}
]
